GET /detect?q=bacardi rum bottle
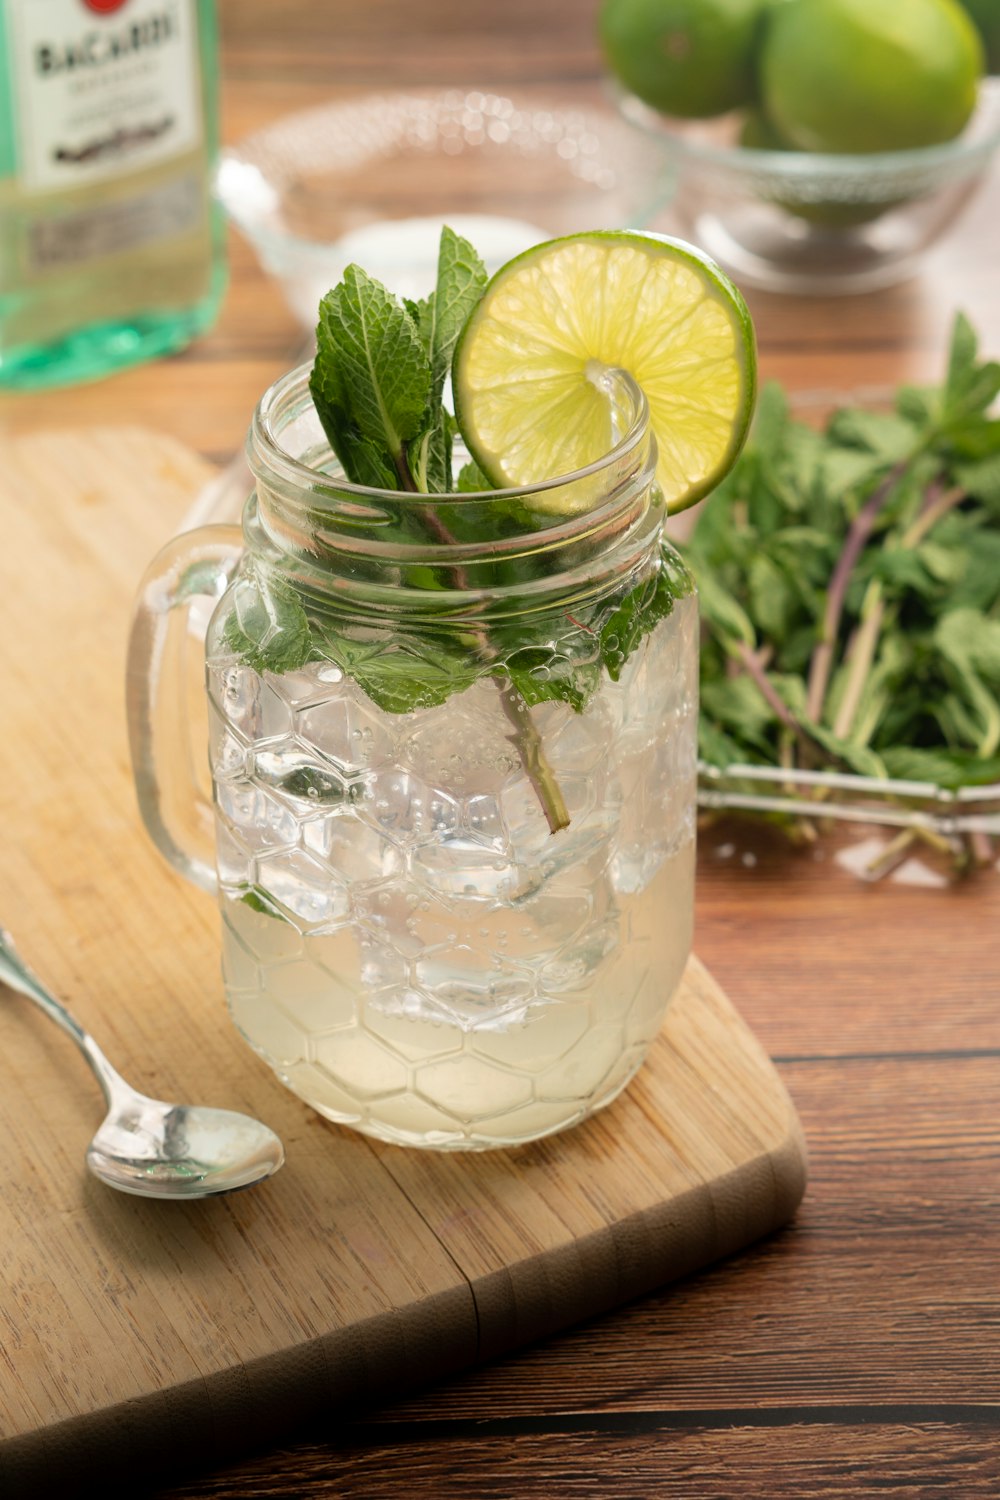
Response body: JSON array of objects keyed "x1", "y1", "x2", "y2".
[{"x1": 0, "y1": 0, "x2": 225, "y2": 389}]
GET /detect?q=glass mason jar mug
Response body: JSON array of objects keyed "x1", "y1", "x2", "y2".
[{"x1": 127, "y1": 363, "x2": 698, "y2": 1150}]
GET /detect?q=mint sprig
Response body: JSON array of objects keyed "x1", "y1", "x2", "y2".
[
  {"x1": 310, "y1": 225, "x2": 487, "y2": 497},
  {"x1": 310, "y1": 264, "x2": 429, "y2": 491},
  {"x1": 685, "y1": 312, "x2": 1000, "y2": 868},
  {"x1": 225, "y1": 227, "x2": 691, "y2": 836}
]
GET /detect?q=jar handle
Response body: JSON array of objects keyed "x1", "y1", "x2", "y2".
[{"x1": 126, "y1": 525, "x2": 244, "y2": 895}]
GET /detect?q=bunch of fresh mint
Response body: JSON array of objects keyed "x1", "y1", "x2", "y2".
[
  {"x1": 224, "y1": 227, "x2": 691, "y2": 835},
  {"x1": 685, "y1": 313, "x2": 1000, "y2": 868}
]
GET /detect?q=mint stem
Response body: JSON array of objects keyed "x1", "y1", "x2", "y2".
[
  {"x1": 495, "y1": 678, "x2": 571, "y2": 834},
  {"x1": 407, "y1": 468, "x2": 571, "y2": 835},
  {"x1": 395, "y1": 444, "x2": 419, "y2": 493},
  {"x1": 863, "y1": 829, "x2": 918, "y2": 881},
  {"x1": 805, "y1": 457, "x2": 909, "y2": 725},
  {"x1": 733, "y1": 640, "x2": 820, "y2": 766},
  {"x1": 969, "y1": 829, "x2": 995, "y2": 868},
  {"x1": 900, "y1": 481, "x2": 965, "y2": 548},
  {"x1": 832, "y1": 481, "x2": 967, "y2": 745},
  {"x1": 832, "y1": 578, "x2": 885, "y2": 742}
]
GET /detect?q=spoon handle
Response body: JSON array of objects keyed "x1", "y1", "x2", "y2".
[{"x1": 0, "y1": 928, "x2": 126, "y2": 1108}]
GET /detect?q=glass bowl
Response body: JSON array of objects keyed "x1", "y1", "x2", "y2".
[
  {"x1": 616, "y1": 77, "x2": 1000, "y2": 295},
  {"x1": 217, "y1": 87, "x2": 673, "y2": 326}
]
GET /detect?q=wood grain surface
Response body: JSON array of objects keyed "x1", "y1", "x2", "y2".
[{"x1": 2, "y1": 1, "x2": 1000, "y2": 1496}]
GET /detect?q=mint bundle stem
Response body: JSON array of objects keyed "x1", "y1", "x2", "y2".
[
  {"x1": 805, "y1": 455, "x2": 909, "y2": 725},
  {"x1": 831, "y1": 578, "x2": 885, "y2": 742},
  {"x1": 831, "y1": 478, "x2": 968, "y2": 746},
  {"x1": 738, "y1": 463, "x2": 971, "y2": 759},
  {"x1": 734, "y1": 639, "x2": 817, "y2": 760}
]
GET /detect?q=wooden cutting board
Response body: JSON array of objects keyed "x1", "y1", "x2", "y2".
[{"x1": 0, "y1": 427, "x2": 807, "y2": 1496}]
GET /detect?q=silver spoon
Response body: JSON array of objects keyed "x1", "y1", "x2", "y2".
[{"x1": 0, "y1": 928, "x2": 284, "y2": 1200}]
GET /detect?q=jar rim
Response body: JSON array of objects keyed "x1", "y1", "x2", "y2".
[{"x1": 246, "y1": 359, "x2": 652, "y2": 510}]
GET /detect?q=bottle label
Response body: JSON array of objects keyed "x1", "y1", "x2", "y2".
[
  {"x1": 5, "y1": 0, "x2": 202, "y2": 195},
  {"x1": 28, "y1": 169, "x2": 202, "y2": 267}
]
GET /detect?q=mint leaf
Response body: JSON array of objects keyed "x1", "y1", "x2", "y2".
[
  {"x1": 313, "y1": 625, "x2": 481, "y2": 713},
  {"x1": 942, "y1": 311, "x2": 1000, "y2": 424},
  {"x1": 749, "y1": 380, "x2": 789, "y2": 461},
  {"x1": 959, "y1": 529, "x2": 1000, "y2": 611},
  {"x1": 456, "y1": 458, "x2": 492, "y2": 492},
  {"x1": 700, "y1": 675, "x2": 777, "y2": 756},
  {"x1": 826, "y1": 406, "x2": 921, "y2": 461},
  {"x1": 409, "y1": 230, "x2": 489, "y2": 493},
  {"x1": 693, "y1": 564, "x2": 757, "y2": 648},
  {"x1": 309, "y1": 387, "x2": 398, "y2": 490},
  {"x1": 806, "y1": 723, "x2": 887, "y2": 779},
  {"x1": 223, "y1": 572, "x2": 311, "y2": 675},
  {"x1": 237, "y1": 886, "x2": 289, "y2": 922},
  {"x1": 309, "y1": 310, "x2": 403, "y2": 490},
  {"x1": 944, "y1": 311, "x2": 979, "y2": 406},
  {"x1": 419, "y1": 227, "x2": 488, "y2": 401},
  {"x1": 956, "y1": 453, "x2": 1000, "y2": 510},
  {"x1": 935, "y1": 608, "x2": 1000, "y2": 681},
  {"x1": 506, "y1": 648, "x2": 600, "y2": 713},
  {"x1": 881, "y1": 746, "x2": 1000, "y2": 790},
  {"x1": 896, "y1": 383, "x2": 940, "y2": 430},
  {"x1": 599, "y1": 547, "x2": 693, "y2": 682},
  {"x1": 867, "y1": 547, "x2": 941, "y2": 599},
  {"x1": 697, "y1": 719, "x2": 748, "y2": 768},
  {"x1": 313, "y1": 265, "x2": 430, "y2": 476},
  {"x1": 818, "y1": 444, "x2": 892, "y2": 500},
  {"x1": 747, "y1": 551, "x2": 798, "y2": 643}
]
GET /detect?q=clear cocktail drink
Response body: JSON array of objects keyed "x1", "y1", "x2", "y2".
[{"x1": 210, "y1": 594, "x2": 697, "y2": 1148}]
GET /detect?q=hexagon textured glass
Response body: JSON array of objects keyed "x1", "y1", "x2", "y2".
[{"x1": 127, "y1": 364, "x2": 698, "y2": 1150}]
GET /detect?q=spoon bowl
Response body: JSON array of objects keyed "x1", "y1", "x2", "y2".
[
  {"x1": 86, "y1": 1099, "x2": 286, "y2": 1200},
  {"x1": 0, "y1": 928, "x2": 285, "y2": 1201}
]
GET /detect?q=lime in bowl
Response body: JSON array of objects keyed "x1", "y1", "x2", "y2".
[{"x1": 615, "y1": 75, "x2": 1000, "y2": 295}]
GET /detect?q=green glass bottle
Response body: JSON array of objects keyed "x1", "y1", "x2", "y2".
[{"x1": 0, "y1": 0, "x2": 226, "y2": 390}]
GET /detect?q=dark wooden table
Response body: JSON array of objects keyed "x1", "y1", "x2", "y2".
[{"x1": 8, "y1": 3, "x2": 1000, "y2": 1494}]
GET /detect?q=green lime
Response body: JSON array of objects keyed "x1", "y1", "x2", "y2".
[
  {"x1": 452, "y1": 231, "x2": 757, "y2": 514},
  {"x1": 599, "y1": 0, "x2": 768, "y2": 118},
  {"x1": 959, "y1": 0, "x2": 1000, "y2": 70},
  {"x1": 761, "y1": 0, "x2": 984, "y2": 153}
]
